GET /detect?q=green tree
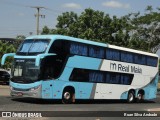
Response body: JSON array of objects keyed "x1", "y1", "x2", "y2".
[
  {"x1": 41, "y1": 7, "x2": 160, "y2": 53},
  {"x1": 42, "y1": 8, "x2": 130, "y2": 47},
  {"x1": 129, "y1": 6, "x2": 160, "y2": 52},
  {"x1": 16, "y1": 35, "x2": 26, "y2": 40},
  {"x1": 0, "y1": 41, "x2": 16, "y2": 69},
  {"x1": 42, "y1": 26, "x2": 50, "y2": 34}
]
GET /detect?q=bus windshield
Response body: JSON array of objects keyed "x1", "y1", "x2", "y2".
[
  {"x1": 12, "y1": 59, "x2": 40, "y2": 83},
  {"x1": 17, "y1": 39, "x2": 50, "y2": 55}
]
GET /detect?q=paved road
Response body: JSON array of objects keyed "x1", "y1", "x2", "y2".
[{"x1": 0, "y1": 86, "x2": 160, "y2": 120}]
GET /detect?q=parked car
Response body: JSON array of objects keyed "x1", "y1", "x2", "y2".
[{"x1": 0, "y1": 69, "x2": 10, "y2": 85}]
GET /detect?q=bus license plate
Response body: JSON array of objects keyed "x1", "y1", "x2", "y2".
[{"x1": 17, "y1": 93, "x2": 23, "y2": 96}]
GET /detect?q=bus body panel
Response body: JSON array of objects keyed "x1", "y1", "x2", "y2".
[
  {"x1": 41, "y1": 80, "x2": 53, "y2": 99},
  {"x1": 41, "y1": 80, "x2": 94, "y2": 99},
  {"x1": 66, "y1": 56, "x2": 102, "y2": 70}
]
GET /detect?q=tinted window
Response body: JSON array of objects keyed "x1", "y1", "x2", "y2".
[
  {"x1": 134, "y1": 54, "x2": 146, "y2": 65},
  {"x1": 89, "y1": 46, "x2": 104, "y2": 58},
  {"x1": 106, "y1": 72, "x2": 120, "y2": 84},
  {"x1": 121, "y1": 52, "x2": 133, "y2": 63},
  {"x1": 69, "y1": 68, "x2": 133, "y2": 85},
  {"x1": 106, "y1": 49, "x2": 120, "y2": 61},
  {"x1": 147, "y1": 57, "x2": 158, "y2": 67},
  {"x1": 69, "y1": 69, "x2": 89, "y2": 82},
  {"x1": 89, "y1": 71, "x2": 104, "y2": 83},
  {"x1": 70, "y1": 42, "x2": 88, "y2": 56},
  {"x1": 49, "y1": 40, "x2": 69, "y2": 55},
  {"x1": 120, "y1": 74, "x2": 132, "y2": 85}
]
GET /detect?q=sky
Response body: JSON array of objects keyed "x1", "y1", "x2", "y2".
[{"x1": 0, "y1": 0, "x2": 159, "y2": 38}]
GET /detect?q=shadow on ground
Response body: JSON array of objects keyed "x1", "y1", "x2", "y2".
[{"x1": 11, "y1": 97, "x2": 155, "y2": 105}]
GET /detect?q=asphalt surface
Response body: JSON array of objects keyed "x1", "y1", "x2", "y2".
[{"x1": 0, "y1": 85, "x2": 160, "y2": 120}]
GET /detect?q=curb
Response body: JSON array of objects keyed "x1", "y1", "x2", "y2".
[{"x1": 0, "y1": 85, "x2": 9, "y2": 89}]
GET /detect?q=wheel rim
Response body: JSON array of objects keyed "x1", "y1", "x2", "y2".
[
  {"x1": 137, "y1": 94, "x2": 142, "y2": 100},
  {"x1": 137, "y1": 93, "x2": 143, "y2": 100},
  {"x1": 64, "y1": 92, "x2": 71, "y2": 100},
  {"x1": 129, "y1": 93, "x2": 134, "y2": 102}
]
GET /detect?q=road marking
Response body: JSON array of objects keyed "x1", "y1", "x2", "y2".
[
  {"x1": 147, "y1": 108, "x2": 160, "y2": 111},
  {"x1": 95, "y1": 119, "x2": 101, "y2": 120}
]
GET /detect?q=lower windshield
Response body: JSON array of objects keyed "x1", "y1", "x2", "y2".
[{"x1": 12, "y1": 59, "x2": 40, "y2": 83}]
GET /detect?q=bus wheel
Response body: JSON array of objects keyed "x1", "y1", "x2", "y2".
[
  {"x1": 137, "y1": 91, "x2": 144, "y2": 103},
  {"x1": 127, "y1": 91, "x2": 135, "y2": 103},
  {"x1": 62, "y1": 90, "x2": 74, "y2": 104}
]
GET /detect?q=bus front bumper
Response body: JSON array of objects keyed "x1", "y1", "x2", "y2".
[{"x1": 10, "y1": 85, "x2": 42, "y2": 98}]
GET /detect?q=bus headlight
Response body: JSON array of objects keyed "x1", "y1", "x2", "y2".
[{"x1": 29, "y1": 85, "x2": 41, "y2": 91}]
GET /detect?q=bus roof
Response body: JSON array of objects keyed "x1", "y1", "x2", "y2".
[
  {"x1": 26, "y1": 35, "x2": 107, "y2": 48},
  {"x1": 26, "y1": 35, "x2": 158, "y2": 58},
  {"x1": 109, "y1": 45, "x2": 158, "y2": 57}
]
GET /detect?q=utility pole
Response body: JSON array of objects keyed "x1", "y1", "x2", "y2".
[{"x1": 31, "y1": 6, "x2": 45, "y2": 35}]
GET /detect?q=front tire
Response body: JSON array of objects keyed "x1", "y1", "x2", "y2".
[
  {"x1": 62, "y1": 90, "x2": 74, "y2": 104},
  {"x1": 127, "y1": 91, "x2": 135, "y2": 103}
]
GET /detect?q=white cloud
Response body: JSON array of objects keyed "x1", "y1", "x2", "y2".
[
  {"x1": 102, "y1": 1, "x2": 130, "y2": 9},
  {"x1": 62, "y1": 3, "x2": 82, "y2": 9}
]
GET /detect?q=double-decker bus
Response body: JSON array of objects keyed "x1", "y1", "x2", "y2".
[{"x1": 1, "y1": 35, "x2": 159, "y2": 103}]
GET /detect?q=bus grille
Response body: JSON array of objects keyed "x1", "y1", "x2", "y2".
[{"x1": 13, "y1": 87, "x2": 30, "y2": 91}]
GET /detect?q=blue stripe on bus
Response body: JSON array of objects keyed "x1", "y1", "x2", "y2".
[
  {"x1": 120, "y1": 91, "x2": 128, "y2": 99},
  {"x1": 142, "y1": 74, "x2": 159, "y2": 99},
  {"x1": 66, "y1": 56, "x2": 102, "y2": 69}
]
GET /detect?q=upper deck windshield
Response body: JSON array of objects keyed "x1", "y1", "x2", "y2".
[{"x1": 17, "y1": 39, "x2": 50, "y2": 55}]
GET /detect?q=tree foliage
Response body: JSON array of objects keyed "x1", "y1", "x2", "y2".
[
  {"x1": 42, "y1": 6, "x2": 160, "y2": 53},
  {"x1": 0, "y1": 41, "x2": 16, "y2": 69},
  {"x1": 128, "y1": 6, "x2": 160, "y2": 52}
]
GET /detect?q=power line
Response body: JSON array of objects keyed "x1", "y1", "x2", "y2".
[{"x1": 1, "y1": 0, "x2": 63, "y2": 13}]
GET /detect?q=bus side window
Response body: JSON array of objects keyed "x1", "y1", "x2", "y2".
[
  {"x1": 134, "y1": 54, "x2": 146, "y2": 65},
  {"x1": 121, "y1": 52, "x2": 133, "y2": 63},
  {"x1": 89, "y1": 71, "x2": 104, "y2": 83},
  {"x1": 89, "y1": 46, "x2": 104, "y2": 58},
  {"x1": 106, "y1": 49, "x2": 120, "y2": 61},
  {"x1": 69, "y1": 69, "x2": 89, "y2": 82},
  {"x1": 147, "y1": 57, "x2": 158, "y2": 67},
  {"x1": 70, "y1": 42, "x2": 88, "y2": 56}
]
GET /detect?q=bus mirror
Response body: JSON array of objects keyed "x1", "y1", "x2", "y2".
[
  {"x1": 1, "y1": 53, "x2": 15, "y2": 65},
  {"x1": 35, "y1": 53, "x2": 56, "y2": 67}
]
